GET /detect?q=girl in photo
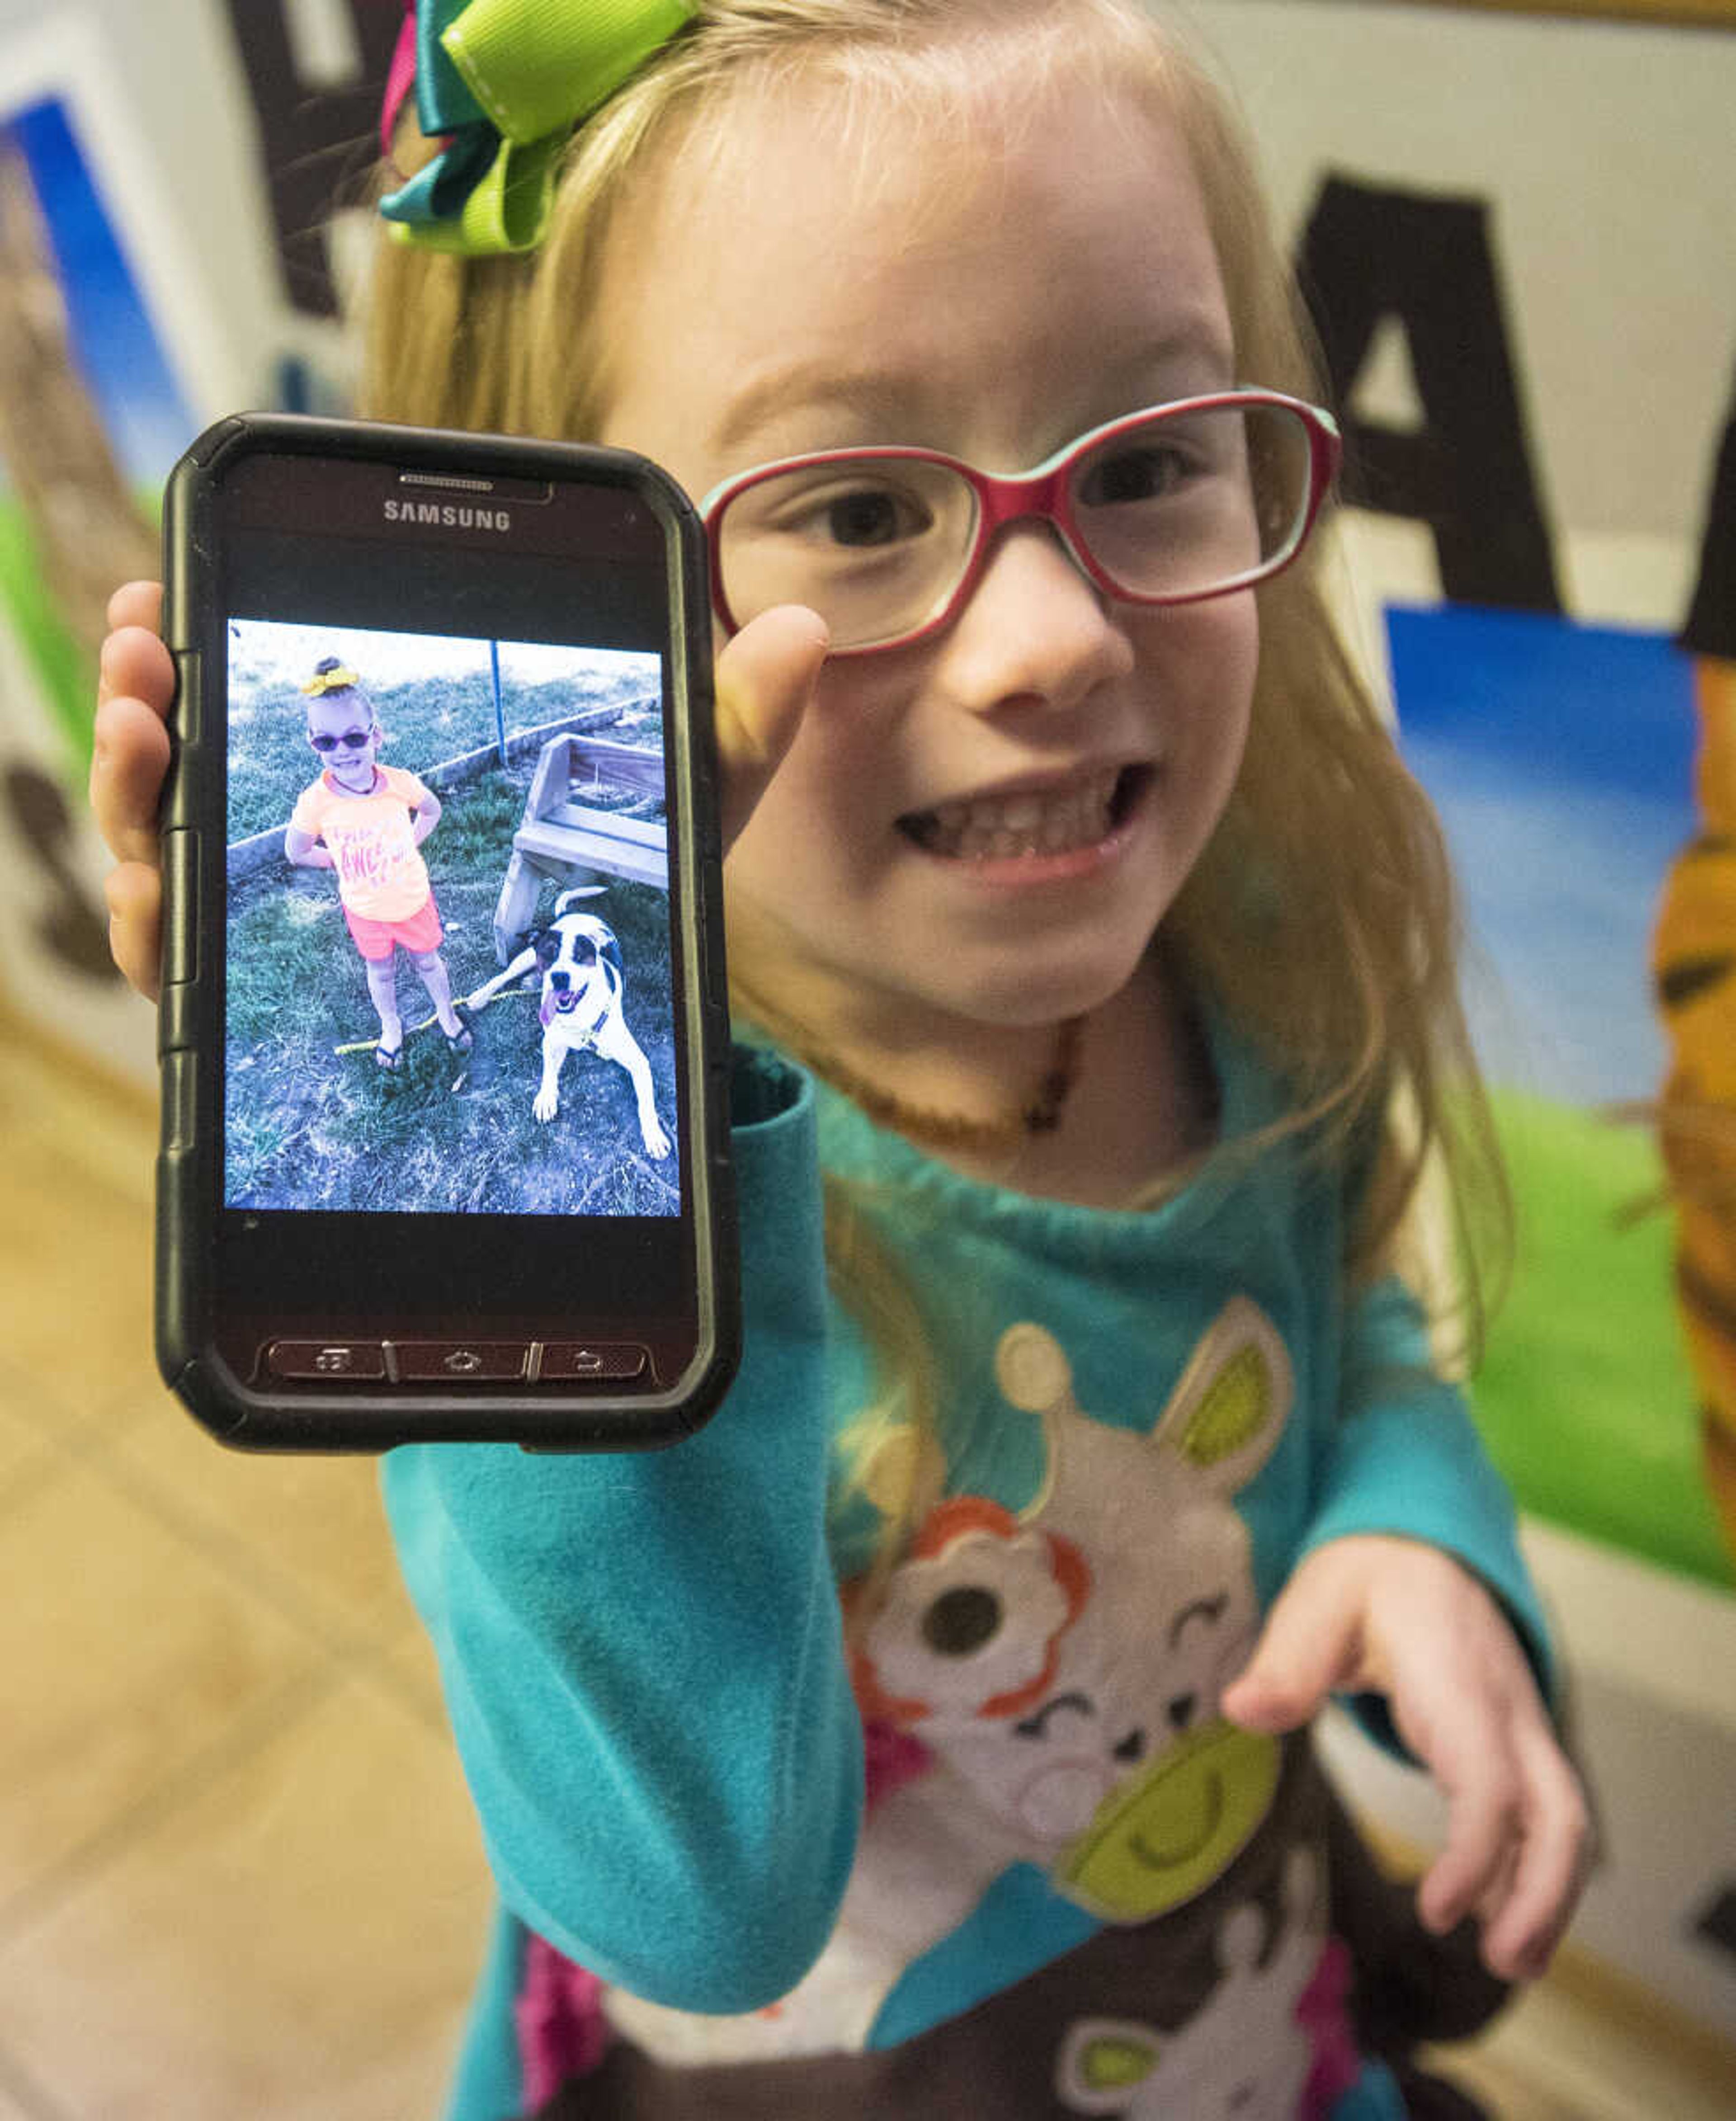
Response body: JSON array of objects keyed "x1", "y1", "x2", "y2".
[{"x1": 286, "y1": 656, "x2": 472, "y2": 1069}]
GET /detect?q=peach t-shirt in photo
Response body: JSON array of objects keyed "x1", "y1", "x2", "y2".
[{"x1": 290, "y1": 764, "x2": 433, "y2": 921}]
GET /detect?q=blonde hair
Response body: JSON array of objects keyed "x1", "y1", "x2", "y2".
[{"x1": 358, "y1": 0, "x2": 1508, "y2": 1553}]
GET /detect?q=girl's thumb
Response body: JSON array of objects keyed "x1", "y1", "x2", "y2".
[
  {"x1": 713, "y1": 604, "x2": 830, "y2": 856},
  {"x1": 1220, "y1": 1570, "x2": 1359, "y2": 1735}
]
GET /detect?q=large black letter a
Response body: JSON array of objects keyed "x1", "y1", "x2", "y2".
[
  {"x1": 1297, "y1": 175, "x2": 1561, "y2": 613},
  {"x1": 1682, "y1": 366, "x2": 1736, "y2": 660}
]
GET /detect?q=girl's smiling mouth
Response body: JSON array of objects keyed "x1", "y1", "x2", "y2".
[{"x1": 899, "y1": 764, "x2": 1151, "y2": 864}]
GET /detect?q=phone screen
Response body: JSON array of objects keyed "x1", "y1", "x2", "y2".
[{"x1": 222, "y1": 617, "x2": 679, "y2": 1221}]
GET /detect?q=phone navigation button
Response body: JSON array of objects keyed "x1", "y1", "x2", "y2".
[
  {"x1": 537, "y1": 1342, "x2": 649, "y2": 1381},
  {"x1": 391, "y1": 1339, "x2": 530, "y2": 1382},
  {"x1": 267, "y1": 1339, "x2": 387, "y2": 1380}
]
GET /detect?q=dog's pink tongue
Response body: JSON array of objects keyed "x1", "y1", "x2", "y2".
[{"x1": 540, "y1": 995, "x2": 557, "y2": 1029}]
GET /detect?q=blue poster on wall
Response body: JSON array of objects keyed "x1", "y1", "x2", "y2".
[
  {"x1": 0, "y1": 94, "x2": 190, "y2": 751},
  {"x1": 8, "y1": 96, "x2": 193, "y2": 495},
  {"x1": 0, "y1": 85, "x2": 191, "y2": 1016},
  {"x1": 1388, "y1": 604, "x2": 1731, "y2": 1588}
]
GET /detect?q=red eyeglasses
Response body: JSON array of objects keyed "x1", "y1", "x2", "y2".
[{"x1": 701, "y1": 388, "x2": 1341, "y2": 657}]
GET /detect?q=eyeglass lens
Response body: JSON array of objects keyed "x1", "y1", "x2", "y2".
[
  {"x1": 715, "y1": 401, "x2": 1316, "y2": 652},
  {"x1": 311, "y1": 730, "x2": 373, "y2": 751}
]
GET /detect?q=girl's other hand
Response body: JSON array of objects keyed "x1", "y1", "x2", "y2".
[
  {"x1": 89, "y1": 585, "x2": 828, "y2": 1003},
  {"x1": 1220, "y1": 1534, "x2": 1592, "y2": 1983}
]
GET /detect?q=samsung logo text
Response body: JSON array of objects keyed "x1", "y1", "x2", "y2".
[{"x1": 383, "y1": 500, "x2": 513, "y2": 531}]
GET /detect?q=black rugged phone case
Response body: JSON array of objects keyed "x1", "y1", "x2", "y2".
[{"x1": 155, "y1": 414, "x2": 739, "y2": 1452}]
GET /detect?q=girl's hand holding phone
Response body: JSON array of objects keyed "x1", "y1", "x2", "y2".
[
  {"x1": 1221, "y1": 1532, "x2": 1592, "y2": 1981},
  {"x1": 92, "y1": 580, "x2": 828, "y2": 1003},
  {"x1": 93, "y1": 581, "x2": 174, "y2": 999}
]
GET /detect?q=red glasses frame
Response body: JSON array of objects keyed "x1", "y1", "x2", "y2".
[{"x1": 701, "y1": 387, "x2": 1342, "y2": 657}]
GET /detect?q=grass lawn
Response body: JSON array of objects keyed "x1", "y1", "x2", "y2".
[
  {"x1": 224, "y1": 760, "x2": 678, "y2": 1219},
  {"x1": 1471, "y1": 1086, "x2": 1733, "y2": 1591}
]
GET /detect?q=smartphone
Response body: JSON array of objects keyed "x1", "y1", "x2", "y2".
[{"x1": 156, "y1": 413, "x2": 737, "y2": 1451}]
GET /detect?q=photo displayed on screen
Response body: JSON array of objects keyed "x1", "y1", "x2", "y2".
[{"x1": 223, "y1": 617, "x2": 677, "y2": 1218}]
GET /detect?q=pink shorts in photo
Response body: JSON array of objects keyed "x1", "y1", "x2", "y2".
[{"x1": 344, "y1": 891, "x2": 443, "y2": 962}]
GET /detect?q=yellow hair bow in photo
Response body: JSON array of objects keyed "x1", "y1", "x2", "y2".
[{"x1": 301, "y1": 665, "x2": 361, "y2": 697}]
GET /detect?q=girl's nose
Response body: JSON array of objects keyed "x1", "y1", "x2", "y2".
[{"x1": 933, "y1": 523, "x2": 1135, "y2": 717}]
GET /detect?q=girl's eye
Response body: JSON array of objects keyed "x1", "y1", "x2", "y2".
[
  {"x1": 755, "y1": 473, "x2": 936, "y2": 550},
  {"x1": 816, "y1": 485, "x2": 931, "y2": 548},
  {"x1": 1077, "y1": 442, "x2": 1198, "y2": 508}
]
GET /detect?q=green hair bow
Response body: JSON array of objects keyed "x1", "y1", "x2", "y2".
[{"x1": 379, "y1": 0, "x2": 695, "y2": 256}]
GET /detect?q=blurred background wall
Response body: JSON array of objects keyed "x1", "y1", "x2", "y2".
[
  {"x1": 0, "y1": 0, "x2": 1731, "y2": 2077},
  {"x1": 0, "y1": 0, "x2": 386, "y2": 1079}
]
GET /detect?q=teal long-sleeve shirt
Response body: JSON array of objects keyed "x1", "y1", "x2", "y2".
[{"x1": 383, "y1": 1038, "x2": 1549, "y2": 2121}]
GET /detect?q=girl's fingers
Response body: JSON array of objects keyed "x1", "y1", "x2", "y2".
[
  {"x1": 1476, "y1": 1717, "x2": 1592, "y2": 1978},
  {"x1": 1220, "y1": 1560, "x2": 1361, "y2": 1735},
  {"x1": 1415, "y1": 1713, "x2": 1526, "y2": 1942},
  {"x1": 98, "y1": 618, "x2": 175, "y2": 713},
  {"x1": 1472, "y1": 1840, "x2": 1521, "y2": 1929},
  {"x1": 712, "y1": 605, "x2": 829, "y2": 857},
  {"x1": 91, "y1": 590, "x2": 172, "y2": 997},
  {"x1": 107, "y1": 579, "x2": 163, "y2": 635},
  {"x1": 104, "y1": 858, "x2": 164, "y2": 1003},
  {"x1": 91, "y1": 689, "x2": 174, "y2": 869},
  {"x1": 1415, "y1": 1690, "x2": 1591, "y2": 1980},
  {"x1": 93, "y1": 611, "x2": 177, "y2": 871}
]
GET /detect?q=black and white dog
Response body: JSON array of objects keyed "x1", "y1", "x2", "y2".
[{"x1": 471, "y1": 889, "x2": 671, "y2": 1158}]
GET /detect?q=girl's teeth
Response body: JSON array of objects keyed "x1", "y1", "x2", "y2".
[{"x1": 913, "y1": 771, "x2": 1120, "y2": 857}]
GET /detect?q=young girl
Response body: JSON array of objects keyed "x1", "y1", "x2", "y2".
[
  {"x1": 93, "y1": 3, "x2": 1589, "y2": 2116},
  {"x1": 288, "y1": 655, "x2": 472, "y2": 1068}
]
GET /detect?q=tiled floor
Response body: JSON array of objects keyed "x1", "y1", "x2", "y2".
[
  {"x1": 2, "y1": 1013, "x2": 1735, "y2": 2120},
  {"x1": 0, "y1": 1022, "x2": 492, "y2": 2120}
]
